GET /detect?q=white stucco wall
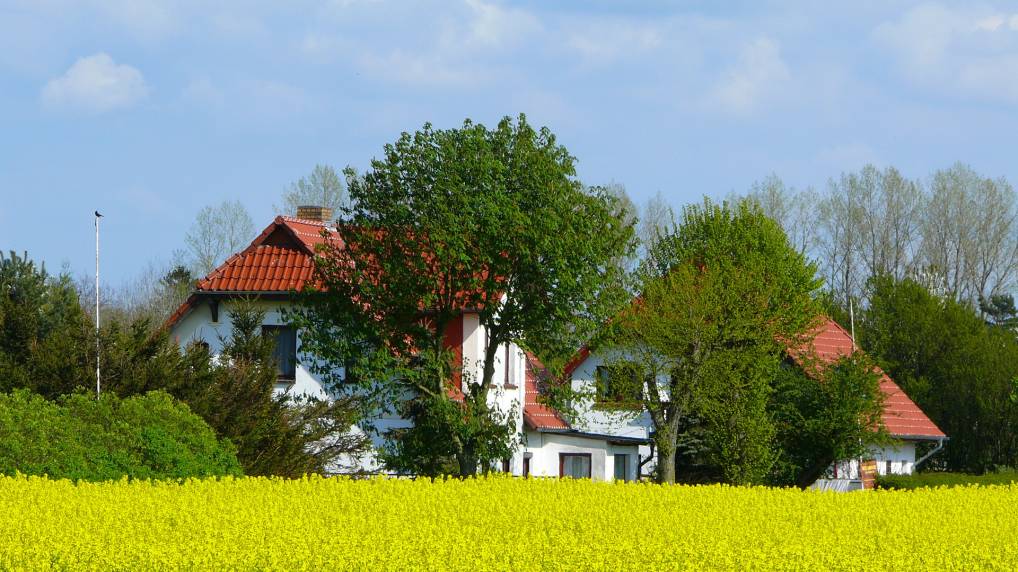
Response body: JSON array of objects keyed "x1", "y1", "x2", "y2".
[
  {"x1": 523, "y1": 431, "x2": 640, "y2": 482},
  {"x1": 830, "y1": 442, "x2": 917, "y2": 479},
  {"x1": 568, "y1": 352, "x2": 656, "y2": 476}
]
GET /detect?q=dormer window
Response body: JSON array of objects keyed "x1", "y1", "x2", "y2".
[{"x1": 262, "y1": 325, "x2": 297, "y2": 381}]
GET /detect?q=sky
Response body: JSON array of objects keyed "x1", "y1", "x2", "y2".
[{"x1": 4, "y1": 0, "x2": 1018, "y2": 285}]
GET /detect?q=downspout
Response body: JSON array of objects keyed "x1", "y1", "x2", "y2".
[{"x1": 914, "y1": 438, "x2": 946, "y2": 470}]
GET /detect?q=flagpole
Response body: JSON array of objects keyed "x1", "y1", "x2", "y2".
[{"x1": 95, "y1": 211, "x2": 101, "y2": 400}]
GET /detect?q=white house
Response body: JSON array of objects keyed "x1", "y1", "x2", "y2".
[
  {"x1": 560, "y1": 316, "x2": 947, "y2": 488},
  {"x1": 166, "y1": 208, "x2": 648, "y2": 480}
]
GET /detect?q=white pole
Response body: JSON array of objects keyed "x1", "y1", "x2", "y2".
[
  {"x1": 849, "y1": 297, "x2": 856, "y2": 353},
  {"x1": 95, "y1": 211, "x2": 101, "y2": 400}
]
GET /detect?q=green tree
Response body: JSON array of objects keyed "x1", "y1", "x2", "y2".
[
  {"x1": 860, "y1": 276, "x2": 1018, "y2": 472},
  {"x1": 601, "y1": 199, "x2": 824, "y2": 484},
  {"x1": 769, "y1": 354, "x2": 886, "y2": 487},
  {"x1": 295, "y1": 115, "x2": 634, "y2": 477},
  {"x1": 0, "y1": 251, "x2": 86, "y2": 394}
]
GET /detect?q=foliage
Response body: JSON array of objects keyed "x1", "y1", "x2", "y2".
[
  {"x1": 769, "y1": 354, "x2": 887, "y2": 488},
  {"x1": 0, "y1": 389, "x2": 241, "y2": 481},
  {"x1": 0, "y1": 251, "x2": 369, "y2": 477},
  {"x1": 878, "y1": 469, "x2": 1018, "y2": 490},
  {"x1": 295, "y1": 114, "x2": 633, "y2": 476},
  {"x1": 186, "y1": 302, "x2": 371, "y2": 477},
  {"x1": 4, "y1": 475, "x2": 1018, "y2": 570},
  {"x1": 601, "y1": 199, "x2": 824, "y2": 484},
  {"x1": 980, "y1": 293, "x2": 1018, "y2": 329},
  {"x1": 380, "y1": 392, "x2": 518, "y2": 478},
  {"x1": 860, "y1": 275, "x2": 1018, "y2": 473},
  {"x1": 0, "y1": 251, "x2": 86, "y2": 392}
]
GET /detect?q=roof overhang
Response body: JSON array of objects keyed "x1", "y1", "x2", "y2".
[
  {"x1": 890, "y1": 433, "x2": 950, "y2": 442},
  {"x1": 535, "y1": 427, "x2": 652, "y2": 446}
]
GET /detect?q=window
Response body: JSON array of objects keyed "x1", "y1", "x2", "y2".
[
  {"x1": 522, "y1": 457, "x2": 530, "y2": 478},
  {"x1": 886, "y1": 460, "x2": 893, "y2": 475},
  {"x1": 504, "y1": 346, "x2": 518, "y2": 388},
  {"x1": 501, "y1": 458, "x2": 511, "y2": 474},
  {"x1": 614, "y1": 454, "x2": 629, "y2": 482},
  {"x1": 595, "y1": 362, "x2": 644, "y2": 404},
  {"x1": 559, "y1": 453, "x2": 592, "y2": 479},
  {"x1": 262, "y1": 325, "x2": 297, "y2": 381}
]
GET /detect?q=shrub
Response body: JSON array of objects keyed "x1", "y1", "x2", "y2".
[
  {"x1": 0, "y1": 389, "x2": 242, "y2": 481},
  {"x1": 878, "y1": 469, "x2": 1018, "y2": 490}
]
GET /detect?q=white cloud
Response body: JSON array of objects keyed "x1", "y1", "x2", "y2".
[
  {"x1": 41, "y1": 53, "x2": 149, "y2": 113},
  {"x1": 711, "y1": 37, "x2": 790, "y2": 115},
  {"x1": 874, "y1": 4, "x2": 1018, "y2": 102}
]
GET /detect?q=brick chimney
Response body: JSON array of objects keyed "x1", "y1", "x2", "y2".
[{"x1": 295, "y1": 205, "x2": 333, "y2": 223}]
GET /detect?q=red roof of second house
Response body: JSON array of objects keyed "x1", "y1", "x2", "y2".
[
  {"x1": 523, "y1": 353, "x2": 570, "y2": 431},
  {"x1": 794, "y1": 318, "x2": 946, "y2": 440}
]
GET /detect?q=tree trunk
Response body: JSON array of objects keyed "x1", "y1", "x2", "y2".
[
  {"x1": 656, "y1": 442, "x2": 677, "y2": 484},
  {"x1": 457, "y1": 448, "x2": 478, "y2": 477},
  {"x1": 795, "y1": 455, "x2": 835, "y2": 490}
]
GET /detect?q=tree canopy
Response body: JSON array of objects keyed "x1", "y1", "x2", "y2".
[
  {"x1": 859, "y1": 275, "x2": 1018, "y2": 473},
  {"x1": 597, "y1": 199, "x2": 883, "y2": 485},
  {"x1": 295, "y1": 114, "x2": 634, "y2": 476}
]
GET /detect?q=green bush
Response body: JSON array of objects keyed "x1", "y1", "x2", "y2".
[
  {"x1": 877, "y1": 469, "x2": 1018, "y2": 490},
  {"x1": 0, "y1": 389, "x2": 243, "y2": 481}
]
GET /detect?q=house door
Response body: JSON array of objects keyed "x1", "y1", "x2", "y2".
[{"x1": 613, "y1": 454, "x2": 628, "y2": 482}]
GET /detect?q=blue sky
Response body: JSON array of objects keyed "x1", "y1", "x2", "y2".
[{"x1": 4, "y1": 1, "x2": 1018, "y2": 284}]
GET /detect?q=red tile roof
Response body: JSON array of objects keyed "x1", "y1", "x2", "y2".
[
  {"x1": 523, "y1": 353, "x2": 570, "y2": 431},
  {"x1": 797, "y1": 318, "x2": 946, "y2": 440},
  {"x1": 197, "y1": 245, "x2": 316, "y2": 292},
  {"x1": 165, "y1": 216, "x2": 335, "y2": 328}
]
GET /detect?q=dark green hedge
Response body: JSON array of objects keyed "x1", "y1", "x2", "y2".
[
  {"x1": 877, "y1": 470, "x2": 1018, "y2": 490},
  {"x1": 0, "y1": 389, "x2": 243, "y2": 481}
]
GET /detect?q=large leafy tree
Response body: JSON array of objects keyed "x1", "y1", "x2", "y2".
[
  {"x1": 600, "y1": 199, "x2": 825, "y2": 484},
  {"x1": 295, "y1": 115, "x2": 634, "y2": 476}
]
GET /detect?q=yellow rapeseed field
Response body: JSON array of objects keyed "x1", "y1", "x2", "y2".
[{"x1": 0, "y1": 474, "x2": 1015, "y2": 571}]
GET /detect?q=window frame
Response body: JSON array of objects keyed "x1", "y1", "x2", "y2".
[
  {"x1": 261, "y1": 324, "x2": 297, "y2": 382},
  {"x1": 558, "y1": 453, "x2": 593, "y2": 479},
  {"x1": 613, "y1": 454, "x2": 629, "y2": 482}
]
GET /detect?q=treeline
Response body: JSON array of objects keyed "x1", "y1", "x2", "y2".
[
  {"x1": 734, "y1": 163, "x2": 1018, "y2": 474},
  {"x1": 742, "y1": 163, "x2": 1018, "y2": 311}
]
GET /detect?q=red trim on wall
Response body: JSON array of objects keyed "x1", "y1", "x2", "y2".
[{"x1": 443, "y1": 314, "x2": 464, "y2": 391}]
